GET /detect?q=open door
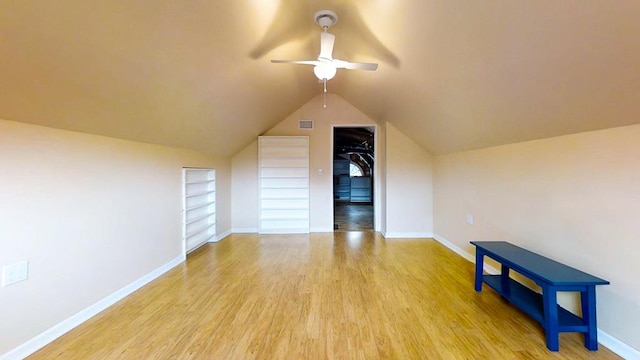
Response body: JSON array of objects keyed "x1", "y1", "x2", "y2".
[{"x1": 332, "y1": 127, "x2": 375, "y2": 231}]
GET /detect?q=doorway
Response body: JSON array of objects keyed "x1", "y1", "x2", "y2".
[{"x1": 333, "y1": 127, "x2": 375, "y2": 231}]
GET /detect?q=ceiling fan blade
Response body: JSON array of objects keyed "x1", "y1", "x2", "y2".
[
  {"x1": 333, "y1": 59, "x2": 378, "y2": 71},
  {"x1": 270, "y1": 60, "x2": 320, "y2": 66},
  {"x1": 319, "y1": 32, "x2": 335, "y2": 61}
]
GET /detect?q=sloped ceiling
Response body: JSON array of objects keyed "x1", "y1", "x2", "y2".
[{"x1": 1, "y1": 1, "x2": 639, "y2": 157}]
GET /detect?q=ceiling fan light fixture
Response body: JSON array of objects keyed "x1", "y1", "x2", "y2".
[{"x1": 313, "y1": 63, "x2": 337, "y2": 80}]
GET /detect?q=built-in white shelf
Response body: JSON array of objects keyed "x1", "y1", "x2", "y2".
[
  {"x1": 259, "y1": 136, "x2": 309, "y2": 234},
  {"x1": 183, "y1": 168, "x2": 216, "y2": 253}
]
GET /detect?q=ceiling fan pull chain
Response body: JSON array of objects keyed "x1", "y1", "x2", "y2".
[{"x1": 323, "y1": 79, "x2": 327, "y2": 108}]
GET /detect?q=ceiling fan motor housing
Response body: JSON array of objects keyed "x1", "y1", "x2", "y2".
[{"x1": 314, "y1": 10, "x2": 338, "y2": 29}]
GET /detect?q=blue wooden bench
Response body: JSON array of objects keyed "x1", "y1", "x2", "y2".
[{"x1": 470, "y1": 241, "x2": 609, "y2": 352}]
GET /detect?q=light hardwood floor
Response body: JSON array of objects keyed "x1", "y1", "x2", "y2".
[{"x1": 29, "y1": 233, "x2": 621, "y2": 359}]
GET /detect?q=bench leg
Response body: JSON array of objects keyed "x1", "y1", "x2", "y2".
[
  {"x1": 582, "y1": 286, "x2": 599, "y2": 350},
  {"x1": 542, "y1": 286, "x2": 559, "y2": 351},
  {"x1": 500, "y1": 265, "x2": 511, "y2": 297},
  {"x1": 474, "y1": 250, "x2": 484, "y2": 291}
]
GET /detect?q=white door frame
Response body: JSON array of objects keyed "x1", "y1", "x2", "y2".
[{"x1": 331, "y1": 125, "x2": 379, "y2": 232}]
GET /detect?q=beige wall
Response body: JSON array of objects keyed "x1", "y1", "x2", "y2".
[
  {"x1": 433, "y1": 124, "x2": 640, "y2": 350},
  {"x1": 232, "y1": 94, "x2": 384, "y2": 232},
  {"x1": 384, "y1": 122, "x2": 434, "y2": 237},
  {"x1": 230, "y1": 95, "x2": 437, "y2": 236},
  {"x1": 231, "y1": 140, "x2": 259, "y2": 232},
  {"x1": 377, "y1": 122, "x2": 387, "y2": 234},
  {"x1": 0, "y1": 119, "x2": 231, "y2": 355}
]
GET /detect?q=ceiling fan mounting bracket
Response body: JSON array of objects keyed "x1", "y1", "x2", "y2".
[{"x1": 314, "y1": 10, "x2": 338, "y2": 29}]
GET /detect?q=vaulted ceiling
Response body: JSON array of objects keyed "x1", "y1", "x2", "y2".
[{"x1": 2, "y1": 1, "x2": 639, "y2": 157}]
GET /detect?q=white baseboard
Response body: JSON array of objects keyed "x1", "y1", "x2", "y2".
[
  {"x1": 383, "y1": 232, "x2": 434, "y2": 239},
  {"x1": 259, "y1": 229, "x2": 309, "y2": 234},
  {"x1": 1, "y1": 255, "x2": 185, "y2": 360},
  {"x1": 310, "y1": 227, "x2": 333, "y2": 233},
  {"x1": 432, "y1": 234, "x2": 500, "y2": 274},
  {"x1": 432, "y1": 234, "x2": 475, "y2": 263},
  {"x1": 598, "y1": 329, "x2": 640, "y2": 360},
  {"x1": 432, "y1": 233, "x2": 639, "y2": 359},
  {"x1": 231, "y1": 227, "x2": 258, "y2": 234},
  {"x1": 214, "y1": 229, "x2": 232, "y2": 241}
]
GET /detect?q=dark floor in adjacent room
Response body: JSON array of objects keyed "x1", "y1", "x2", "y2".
[{"x1": 334, "y1": 202, "x2": 373, "y2": 231}]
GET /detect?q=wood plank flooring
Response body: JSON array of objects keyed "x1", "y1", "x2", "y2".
[{"x1": 29, "y1": 233, "x2": 621, "y2": 359}]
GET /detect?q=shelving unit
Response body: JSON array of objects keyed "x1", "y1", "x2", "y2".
[
  {"x1": 259, "y1": 136, "x2": 309, "y2": 234},
  {"x1": 350, "y1": 176, "x2": 372, "y2": 203},
  {"x1": 183, "y1": 168, "x2": 216, "y2": 253},
  {"x1": 333, "y1": 160, "x2": 372, "y2": 203},
  {"x1": 333, "y1": 159, "x2": 350, "y2": 201}
]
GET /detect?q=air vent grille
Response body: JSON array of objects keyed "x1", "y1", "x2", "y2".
[{"x1": 298, "y1": 120, "x2": 313, "y2": 130}]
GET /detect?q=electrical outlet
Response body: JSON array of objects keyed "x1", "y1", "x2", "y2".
[
  {"x1": 466, "y1": 214, "x2": 474, "y2": 225},
  {"x1": 2, "y1": 261, "x2": 29, "y2": 287}
]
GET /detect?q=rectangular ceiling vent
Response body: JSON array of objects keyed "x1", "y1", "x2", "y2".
[{"x1": 298, "y1": 120, "x2": 314, "y2": 130}]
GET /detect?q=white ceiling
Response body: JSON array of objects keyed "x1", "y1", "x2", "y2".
[{"x1": 2, "y1": 1, "x2": 639, "y2": 157}]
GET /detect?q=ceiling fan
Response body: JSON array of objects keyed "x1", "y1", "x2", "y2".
[{"x1": 271, "y1": 10, "x2": 378, "y2": 107}]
